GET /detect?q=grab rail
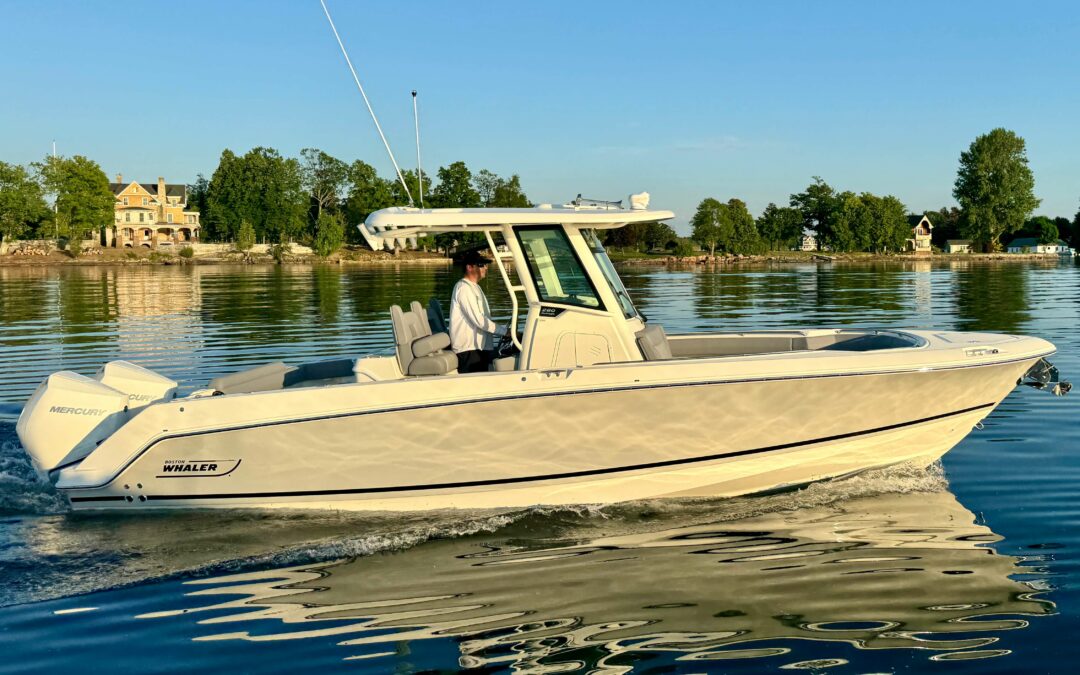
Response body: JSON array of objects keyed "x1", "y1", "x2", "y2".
[{"x1": 486, "y1": 229, "x2": 524, "y2": 351}]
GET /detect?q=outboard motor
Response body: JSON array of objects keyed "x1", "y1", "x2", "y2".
[
  {"x1": 15, "y1": 361, "x2": 177, "y2": 479},
  {"x1": 95, "y1": 360, "x2": 178, "y2": 411}
]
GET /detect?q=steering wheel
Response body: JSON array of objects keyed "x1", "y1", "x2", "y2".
[{"x1": 495, "y1": 326, "x2": 519, "y2": 358}]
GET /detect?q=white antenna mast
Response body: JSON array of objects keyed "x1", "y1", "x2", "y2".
[
  {"x1": 319, "y1": 0, "x2": 414, "y2": 206},
  {"x1": 412, "y1": 90, "x2": 424, "y2": 209}
]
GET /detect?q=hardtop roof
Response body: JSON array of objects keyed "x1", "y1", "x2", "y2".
[{"x1": 364, "y1": 205, "x2": 675, "y2": 231}]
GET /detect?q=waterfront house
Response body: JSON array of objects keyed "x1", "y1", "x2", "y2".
[
  {"x1": 946, "y1": 240, "x2": 972, "y2": 254},
  {"x1": 906, "y1": 215, "x2": 933, "y2": 255},
  {"x1": 798, "y1": 234, "x2": 818, "y2": 251},
  {"x1": 108, "y1": 175, "x2": 200, "y2": 248},
  {"x1": 1005, "y1": 237, "x2": 1074, "y2": 256}
]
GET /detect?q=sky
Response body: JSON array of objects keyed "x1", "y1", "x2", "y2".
[{"x1": 1, "y1": 1, "x2": 1078, "y2": 231}]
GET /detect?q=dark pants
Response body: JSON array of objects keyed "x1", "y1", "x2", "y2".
[{"x1": 456, "y1": 350, "x2": 494, "y2": 373}]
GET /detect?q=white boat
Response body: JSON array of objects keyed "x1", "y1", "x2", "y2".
[{"x1": 15, "y1": 197, "x2": 1068, "y2": 511}]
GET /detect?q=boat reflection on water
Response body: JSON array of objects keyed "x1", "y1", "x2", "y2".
[{"x1": 138, "y1": 479, "x2": 1055, "y2": 671}]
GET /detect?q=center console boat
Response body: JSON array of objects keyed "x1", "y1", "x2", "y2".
[{"x1": 15, "y1": 197, "x2": 1067, "y2": 510}]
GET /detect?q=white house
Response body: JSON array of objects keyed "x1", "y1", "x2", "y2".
[
  {"x1": 1006, "y1": 238, "x2": 1074, "y2": 255},
  {"x1": 946, "y1": 240, "x2": 972, "y2": 254},
  {"x1": 798, "y1": 233, "x2": 818, "y2": 251}
]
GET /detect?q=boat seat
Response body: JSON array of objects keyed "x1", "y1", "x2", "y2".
[
  {"x1": 636, "y1": 324, "x2": 672, "y2": 361},
  {"x1": 391, "y1": 304, "x2": 457, "y2": 376},
  {"x1": 427, "y1": 297, "x2": 448, "y2": 334},
  {"x1": 210, "y1": 358, "x2": 360, "y2": 394},
  {"x1": 284, "y1": 358, "x2": 357, "y2": 387},
  {"x1": 410, "y1": 301, "x2": 432, "y2": 334},
  {"x1": 210, "y1": 361, "x2": 297, "y2": 395}
]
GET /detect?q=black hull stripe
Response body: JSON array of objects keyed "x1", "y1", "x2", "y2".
[{"x1": 69, "y1": 402, "x2": 994, "y2": 504}]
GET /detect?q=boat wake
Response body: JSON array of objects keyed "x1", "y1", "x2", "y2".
[{"x1": 0, "y1": 424, "x2": 66, "y2": 516}]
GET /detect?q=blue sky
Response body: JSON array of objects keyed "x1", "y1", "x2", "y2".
[{"x1": 2, "y1": 1, "x2": 1078, "y2": 230}]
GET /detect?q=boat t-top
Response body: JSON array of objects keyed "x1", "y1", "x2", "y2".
[{"x1": 15, "y1": 196, "x2": 1067, "y2": 511}]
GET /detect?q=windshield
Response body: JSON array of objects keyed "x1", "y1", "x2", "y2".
[
  {"x1": 582, "y1": 229, "x2": 639, "y2": 319},
  {"x1": 516, "y1": 227, "x2": 603, "y2": 309}
]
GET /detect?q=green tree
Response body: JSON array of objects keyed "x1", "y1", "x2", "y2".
[
  {"x1": 474, "y1": 169, "x2": 501, "y2": 206},
  {"x1": 866, "y1": 194, "x2": 908, "y2": 252},
  {"x1": 605, "y1": 221, "x2": 648, "y2": 251},
  {"x1": 691, "y1": 198, "x2": 727, "y2": 256},
  {"x1": 243, "y1": 147, "x2": 307, "y2": 243},
  {"x1": 726, "y1": 198, "x2": 762, "y2": 254},
  {"x1": 344, "y1": 160, "x2": 396, "y2": 237},
  {"x1": 475, "y1": 170, "x2": 531, "y2": 207},
  {"x1": 0, "y1": 161, "x2": 49, "y2": 247},
  {"x1": 954, "y1": 128, "x2": 1040, "y2": 252},
  {"x1": 187, "y1": 174, "x2": 209, "y2": 215},
  {"x1": 828, "y1": 191, "x2": 862, "y2": 252},
  {"x1": 430, "y1": 161, "x2": 481, "y2": 208},
  {"x1": 391, "y1": 168, "x2": 433, "y2": 207},
  {"x1": 206, "y1": 147, "x2": 307, "y2": 244},
  {"x1": 300, "y1": 148, "x2": 349, "y2": 219},
  {"x1": 828, "y1": 193, "x2": 908, "y2": 253},
  {"x1": 756, "y1": 203, "x2": 802, "y2": 251},
  {"x1": 643, "y1": 221, "x2": 678, "y2": 251},
  {"x1": 1032, "y1": 217, "x2": 1059, "y2": 244},
  {"x1": 790, "y1": 177, "x2": 839, "y2": 250},
  {"x1": 313, "y1": 211, "x2": 345, "y2": 257},
  {"x1": 35, "y1": 154, "x2": 113, "y2": 255},
  {"x1": 430, "y1": 161, "x2": 482, "y2": 252},
  {"x1": 672, "y1": 238, "x2": 695, "y2": 258},
  {"x1": 269, "y1": 232, "x2": 292, "y2": 263},
  {"x1": 205, "y1": 149, "x2": 245, "y2": 241},
  {"x1": 1052, "y1": 216, "x2": 1071, "y2": 245},
  {"x1": 236, "y1": 219, "x2": 256, "y2": 252},
  {"x1": 1073, "y1": 203, "x2": 1080, "y2": 248},
  {"x1": 491, "y1": 175, "x2": 531, "y2": 208}
]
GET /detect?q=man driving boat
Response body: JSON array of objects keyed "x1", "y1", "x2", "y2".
[{"x1": 450, "y1": 249, "x2": 507, "y2": 372}]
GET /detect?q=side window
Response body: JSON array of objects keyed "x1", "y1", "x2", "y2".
[{"x1": 516, "y1": 227, "x2": 602, "y2": 309}]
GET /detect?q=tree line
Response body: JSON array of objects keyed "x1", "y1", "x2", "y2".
[
  {"x1": 1, "y1": 127, "x2": 1078, "y2": 257},
  {"x1": 0, "y1": 149, "x2": 531, "y2": 256},
  {"x1": 678, "y1": 128, "x2": 1076, "y2": 256},
  {"x1": 190, "y1": 148, "x2": 531, "y2": 255}
]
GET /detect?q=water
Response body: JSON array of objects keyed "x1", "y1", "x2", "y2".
[{"x1": 1, "y1": 259, "x2": 1078, "y2": 673}]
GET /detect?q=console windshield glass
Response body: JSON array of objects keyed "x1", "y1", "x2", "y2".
[{"x1": 582, "y1": 229, "x2": 639, "y2": 319}]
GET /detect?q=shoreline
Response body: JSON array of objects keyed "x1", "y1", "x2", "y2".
[
  {"x1": 0, "y1": 249, "x2": 1073, "y2": 268},
  {"x1": 0, "y1": 250, "x2": 454, "y2": 267},
  {"x1": 615, "y1": 252, "x2": 1077, "y2": 266}
]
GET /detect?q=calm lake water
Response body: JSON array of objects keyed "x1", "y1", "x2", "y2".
[{"x1": 1, "y1": 260, "x2": 1078, "y2": 673}]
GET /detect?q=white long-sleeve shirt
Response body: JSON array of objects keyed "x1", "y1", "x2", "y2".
[{"x1": 449, "y1": 278, "x2": 505, "y2": 353}]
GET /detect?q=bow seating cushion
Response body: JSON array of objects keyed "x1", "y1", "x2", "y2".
[{"x1": 210, "y1": 361, "x2": 297, "y2": 394}]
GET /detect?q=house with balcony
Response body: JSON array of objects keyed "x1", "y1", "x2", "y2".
[
  {"x1": 109, "y1": 175, "x2": 200, "y2": 248},
  {"x1": 906, "y1": 215, "x2": 933, "y2": 255}
]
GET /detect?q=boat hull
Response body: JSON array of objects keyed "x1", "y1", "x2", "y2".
[{"x1": 58, "y1": 354, "x2": 1036, "y2": 511}]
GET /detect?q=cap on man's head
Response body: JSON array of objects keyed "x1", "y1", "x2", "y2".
[{"x1": 461, "y1": 249, "x2": 493, "y2": 267}]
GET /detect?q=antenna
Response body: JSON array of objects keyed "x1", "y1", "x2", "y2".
[
  {"x1": 319, "y1": 0, "x2": 414, "y2": 206},
  {"x1": 412, "y1": 90, "x2": 424, "y2": 209}
]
